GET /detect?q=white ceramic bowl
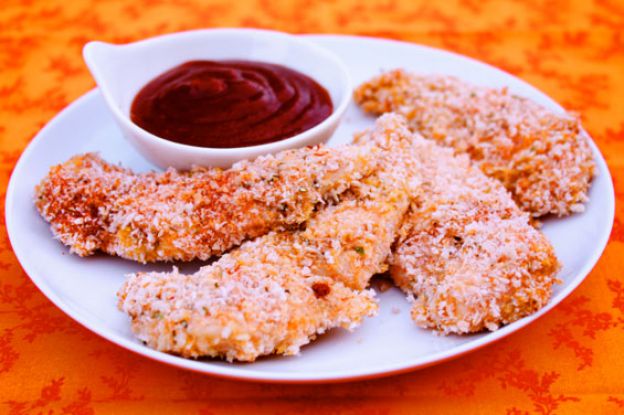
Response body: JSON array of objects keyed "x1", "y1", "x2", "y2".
[{"x1": 83, "y1": 29, "x2": 351, "y2": 169}]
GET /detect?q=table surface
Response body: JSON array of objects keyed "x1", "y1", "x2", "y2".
[{"x1": 1, "y1": 0, "x2": 623, "y2": 413}]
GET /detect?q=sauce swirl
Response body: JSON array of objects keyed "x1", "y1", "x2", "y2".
[{"x1": 130, "y1": 60, "x2": 333, "y2": 148}]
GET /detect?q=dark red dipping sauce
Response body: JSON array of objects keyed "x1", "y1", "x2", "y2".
[{"x1": 130, "y1": 60, "x2": 333, "y2": 148}]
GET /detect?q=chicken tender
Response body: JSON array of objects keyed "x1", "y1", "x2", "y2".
[
  {"x1": 117, "y1": 118, "x2": 411, "y2": 361},
  {"x1": 355, "y1": 114, "x2": 561, "y2": 334},
  {"x1": 354, "y1": 69, "x2": 596, "y2": 217},
  {"x1": 35, "y1": 145, "x2": 377, "y2": 263}
]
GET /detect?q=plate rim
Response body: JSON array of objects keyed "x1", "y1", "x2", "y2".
[{"x1": 5, "y1": 34, "x2": 616, "y2": 383}]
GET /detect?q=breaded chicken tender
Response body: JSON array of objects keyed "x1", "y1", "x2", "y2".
[
  {"x1": 355, "y1": 114, "x2": 561, "y2": 334},
  {"x1": 35, "y1": 145, "x2": 377, "y2": 263},
  {"x1": 354, "y1": 69, "x2": 596, "y2": 217},
  {"x1": 117, "y1": 118, "x2": 411, "y2": 362}
]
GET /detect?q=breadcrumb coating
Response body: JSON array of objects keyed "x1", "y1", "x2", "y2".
[
  {"x1": 354, "y1": 69, "x2": 596, "y2": 217},
  {"x1": 35, "y1": 145, "x2": 377, "y2": 263},
  {"x1": 356, "y1": 114, "x2": 561, "y2": 334},
  {"x1": 117, "y1": 117, "x2": 411, "y2": 361}
]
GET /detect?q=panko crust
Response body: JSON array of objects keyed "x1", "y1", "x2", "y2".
[
  {"x1": 117, "y1": 117, "x2": 412, "y2": 361},
  {"x1": 118, "y1": 254, "x2": 379, "y2": 362},
  {"x1": 35, "y1": 145, "x2": 377, "y2": 263},
  {"x1": 356, "y1": 114, "x2": 561, "y2": 334},
  {"x1": 354, "y1": 69, "x2": 596, "y2": 217}
]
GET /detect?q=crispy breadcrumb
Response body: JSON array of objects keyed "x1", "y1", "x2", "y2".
[
  {"x1": 117, "y1": 117, "x2": 411, "y2": 361},
  {"x1": 356, "y1": 114, "x2": 561, "y2": 334},
  {"x1": 35, "y1": 145, "x2": 377, "y2": 263},
  {"x1": 354, "y1": 69, "x2": 596, "y2": 217}
]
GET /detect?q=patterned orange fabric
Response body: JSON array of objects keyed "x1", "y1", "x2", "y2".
[{"x1": 1, "y1": 0, "x2": 623, "y2": 413}]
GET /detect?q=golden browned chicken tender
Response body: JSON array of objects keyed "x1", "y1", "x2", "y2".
[
  {"x1": 35, "y1": 145, "x2": 377, "y2": 263},
  {"x1": 354, "y1": 69, "x2": 596, "y2": 217},
  {"x1": 355, "y1": 114, "x2": 561, "y2": 334},
  {"x1": 117, "y1": 117, "x2": 411, "y2": 362}
]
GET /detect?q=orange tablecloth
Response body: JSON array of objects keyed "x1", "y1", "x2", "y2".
[{"x1": 1, "y1": 0, "x2": 623, "y2": 413}]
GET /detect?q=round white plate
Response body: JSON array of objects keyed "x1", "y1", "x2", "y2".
[{"x1": 5, "y1": 35, "x2": 614, "y2": 383}]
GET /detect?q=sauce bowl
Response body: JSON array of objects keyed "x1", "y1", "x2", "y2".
[{"x1": 83, "y1": 28, "x2": 352, "y2": 169}]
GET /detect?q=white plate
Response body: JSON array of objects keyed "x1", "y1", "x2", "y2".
[{"x1": 5, "y1": 35, "x2": 614, "y2": 383}]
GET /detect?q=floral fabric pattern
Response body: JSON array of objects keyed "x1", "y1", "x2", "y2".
[{"x1": 1, "y1": 0, "x2": 623, "y2": 413}]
